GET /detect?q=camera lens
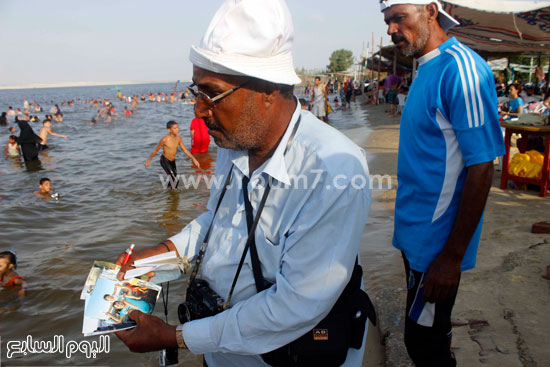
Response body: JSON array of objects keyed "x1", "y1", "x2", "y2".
[{"x1": 178, "y1": 303, "x2": 192, "y2": 323}]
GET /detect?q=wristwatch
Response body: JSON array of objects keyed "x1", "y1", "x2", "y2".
[{"x1": 176, "y1": 325, "x2": 187, "y2": 349}]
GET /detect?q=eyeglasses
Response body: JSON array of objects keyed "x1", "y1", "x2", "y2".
[{"x1": 188, "y1": 81, "x2": 248, "y2": 108}]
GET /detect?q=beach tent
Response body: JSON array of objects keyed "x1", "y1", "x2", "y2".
[{"x1": 442, "y1": 1, "x2": 550, "y2": 53}]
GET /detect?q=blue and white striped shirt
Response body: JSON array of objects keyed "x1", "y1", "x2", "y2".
[{"x1": 393, "y1": 37, "x2": 505, "y2": 273}]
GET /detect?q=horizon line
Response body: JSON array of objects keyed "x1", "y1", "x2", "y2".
[{"x1": 0, "y1": 80, "x2": 191, "y2": 91}]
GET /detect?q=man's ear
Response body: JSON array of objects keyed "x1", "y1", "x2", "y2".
[
  {"x1": 426, "y1": 2, "x2": 438, "y2": 24},
  {"x1": 262, "y1": 89, "x2": 277, "y2": 106}
]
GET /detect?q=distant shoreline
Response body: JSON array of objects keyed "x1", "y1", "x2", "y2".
[{"x1": 0, "y1": 80, "x2": 189, "y2": 91}]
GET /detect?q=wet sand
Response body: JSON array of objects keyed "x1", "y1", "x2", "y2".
[{"x1": 356, "y1": 104, "x2": 550, "y2": 366}]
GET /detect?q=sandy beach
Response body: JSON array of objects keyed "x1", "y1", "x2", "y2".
[{"x1": 356, "y1": 104, "x2": 550, "y2": 366}]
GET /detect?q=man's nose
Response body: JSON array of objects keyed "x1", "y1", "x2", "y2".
[
  {"x1": 387, "y1": 22, "x2": 399, "y2": 36},
  {"x1": 194, "y1": 98, "x2": 212, "y2": 119}
]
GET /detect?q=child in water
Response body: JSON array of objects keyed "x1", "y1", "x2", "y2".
[
  {"x1": 145, "y1": 121, "x2": 200, "y2": 188},
  {"x1": 34, "y1": 177, "x2": 58, "y2": 200},
  {"x1": 4, "y1": 135, "x2": 21, "y2": 158},
  {"x1": 0, "y1": 251, "x2": 26, "y2": 300}
]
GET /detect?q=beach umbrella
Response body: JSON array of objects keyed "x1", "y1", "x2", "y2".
[{"x1": 442, "y1": 1, "x2": 550, "y2": 54}]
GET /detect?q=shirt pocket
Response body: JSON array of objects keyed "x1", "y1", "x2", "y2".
[{"x1": 264, "y1": 233, "x2": 279, "y2": 247}]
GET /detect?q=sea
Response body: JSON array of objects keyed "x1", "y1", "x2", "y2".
[{"x1": 0, "y1": 83, "x2": 383, "y2": 366}]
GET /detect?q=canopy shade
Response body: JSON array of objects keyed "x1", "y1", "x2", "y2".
[
  {"x1": 442, "y1": 1, "x2": 550, "y2": 53},
  {"x1": 363, "y1": 46, "x2": 414, "y2": 73},
  {"x1": 444, "y1": 0, "x2": 550, "y2": 13}
]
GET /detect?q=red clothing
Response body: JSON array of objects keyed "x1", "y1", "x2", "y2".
[
  {"x1": 124, "y1": 109, "x2": 131, "y2": 116},
  {"x1": 1, "y1": 274, "x2": 24, "y2": 287},
  {"x1": 190, "y1": 118, "x2": 210, "y2": 154}
]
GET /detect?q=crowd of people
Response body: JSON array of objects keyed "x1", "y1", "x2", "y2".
[
  {"x1": 1, "y1": 88, "x2": 210, "y2": 162},
  {"x1": 2, "y1": 0, "x2": 548, "y2": 365},
  {"x1": 1, "y1": 87, "x2": 212, "y2": 311},
  {"x1": 498, "y1": 80, "x2": 550, "y2": 119},
  {"x1": 302, "y1": 76, "x2": 361, "y2": 115}
]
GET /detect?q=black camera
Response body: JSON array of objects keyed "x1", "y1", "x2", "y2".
[{"x1": 178, "y1": 279, "x2": 225, "y2": 323}]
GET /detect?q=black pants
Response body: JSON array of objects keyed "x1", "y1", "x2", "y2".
[
  {"x1": 160, "y1": 155, "x2": 178, "y2": 189},
  {"x1": 402, "y1": 254, "x2": 459, "y2": 367}
]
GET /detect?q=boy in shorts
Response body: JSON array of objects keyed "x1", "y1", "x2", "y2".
[
  {"x1": 145, "y1": 121, "x2": 200, "y2": 189},
  {"x1": 38, "y1": 119, "x2": 67, "y2": 150}
]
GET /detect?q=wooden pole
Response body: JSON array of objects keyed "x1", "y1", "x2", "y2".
[
  {"x1": 371, "y1": 32, "x2": 375, "y2": 103},
  {"x1": 505, "y1": 57, "x2": 511, "y2": 84},
  {"x1": 528, "y1": 56, "x2": 534, "y2": 83},
  {"x1": 377, "y1": 37, "x2": 383, "y2": 104},
  {"x1": 393, "y1": 48, "x2": 397, "y2": 74}
]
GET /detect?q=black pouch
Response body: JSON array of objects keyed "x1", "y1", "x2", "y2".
[
  {"x1": 261, "y1": 263, "x2": 376, "y2": 367},
  {"x1": 239, "y1": 153, "x2": 376, "y2": 366}
]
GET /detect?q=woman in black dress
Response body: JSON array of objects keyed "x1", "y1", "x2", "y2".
[{"x1": 17, "y1": 118, "x2": 41, "y2": 161}]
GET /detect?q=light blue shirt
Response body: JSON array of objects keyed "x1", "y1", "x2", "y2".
[
  {"x1": 508, "y1": 97, "x2": 523, "y2": 114},
  {"x1": 170, "y1": 104, "x2": 371, "y2": 366}
]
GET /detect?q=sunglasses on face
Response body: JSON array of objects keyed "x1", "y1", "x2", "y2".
[{"x1": 188, "y1": 81, "x2": 248, "y2": 108}]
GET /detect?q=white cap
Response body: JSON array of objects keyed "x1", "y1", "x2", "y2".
[
  {"x1": 189, "y1": 0, "x2": 301, "y2": 86},
  {"x1": 380, "y1": 0, "x2": 460, "y2": 32}
]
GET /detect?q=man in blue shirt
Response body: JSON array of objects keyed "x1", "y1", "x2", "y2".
[
  {"x1": 113, "y1": 1, "x2": 372, "y2": 366},
  {"x1": 381, "y1": 1, "x2": 505, "y2": 366}
]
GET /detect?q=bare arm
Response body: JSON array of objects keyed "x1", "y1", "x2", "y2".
[
  {"x1": 13, "y1": 277, "x2": 26, "y2": 299},
  {"x1": 4, "y1": 143, "x2": 7, "y2": 157},
  {"x1": 503, "y1": 104, "x2": 523, "y2": 117},
  {"x1": 178, "y1": 137, "x2": 200, "y2": 168},
  {"x1": 145, "y1": 138, "x2": 164, "y2": 168},
  {"x1": 48, "y1": 127, "x2": 67, "y2": 139},
  {"x1": 422, "y1": 161, "x2": 494, "y2": 303},
  {"x1": 16, "y1": 145, "x2": 21, "y2": 155}
]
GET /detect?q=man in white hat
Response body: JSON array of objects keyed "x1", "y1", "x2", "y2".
[
  {"x1": 115, "y1": 0, "x2": 372, "y2": 366},
  {"x1": 380, "y1": 1, "x2": 505, "y2": 365}
]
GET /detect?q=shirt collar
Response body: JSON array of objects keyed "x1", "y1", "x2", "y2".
[
  {"x1": 231, "y1": 101, "x2": 301, "y2": 186},
  {"x1": 417, "y1": 37, "x2": 457, "y2": 66},
  {"x1": 417, "y1": 47, "x2": 441, "y2": 66}
]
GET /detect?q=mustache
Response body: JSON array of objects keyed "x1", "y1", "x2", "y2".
[
  {"x1": 204, "y1": 118, "x2": 220, "y2": 131},
  {"x1": 392, "y1": 34, "x2": 408, "y2": 44}
]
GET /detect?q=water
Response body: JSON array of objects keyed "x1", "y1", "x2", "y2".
[{"x1": 0, "y1": 85, "x2": 376, "y2": 366}]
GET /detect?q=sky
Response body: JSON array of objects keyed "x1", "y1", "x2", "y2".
[{"x1": 0, "y1": 0, "x2": 391, "y2": 87}]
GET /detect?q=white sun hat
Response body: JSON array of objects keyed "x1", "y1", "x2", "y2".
[
  {"x1": 379, "y1": 0, "x2": 460, "y2": 32},
  {"x1": 189, "y1": 0, "x2": 301, "y2": 86}
]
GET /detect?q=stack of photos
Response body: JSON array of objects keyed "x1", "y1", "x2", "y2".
[{"x1": 81, "y1": 261, "x2": 161, "y2": 336}]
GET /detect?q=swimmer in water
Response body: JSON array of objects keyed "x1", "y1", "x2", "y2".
[
  {"x1": 0, "y1": 251, "x2": 26, "y2": 301},
  {"x1": 38, "y1": 119, "x2": 67, "y2": 151},
  {"x1": 34, "y1": 177, "x2": 53, "y2": 199},
  {"x1": 145, "y1": 121, "x2": 200, "y2": 189},
  {"x1": 53, "y1": 104, "x2": 63, "y2": 122},
  {"x1": 95, "y1": 105, "x2": 112, "y2": 123}
]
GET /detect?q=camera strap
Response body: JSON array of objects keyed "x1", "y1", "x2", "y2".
[
  {"x1": 189, "y1": 165, "x2": 234, "y2": 283},
  {"x1": 224, "y1": 116, "x2": 301, "y2": 309}
]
